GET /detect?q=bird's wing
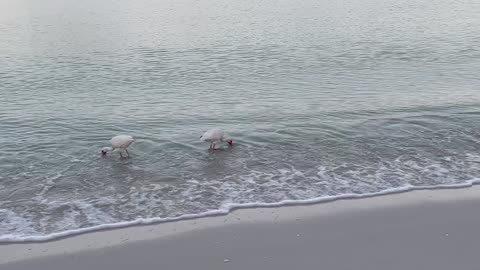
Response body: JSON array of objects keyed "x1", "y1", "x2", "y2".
[
  {"x1": 111, "y1": 135, "x2": 134, "y2": 148},
  {"x1": 201, "y1": 129, "x2": 224, "y2": 141}
]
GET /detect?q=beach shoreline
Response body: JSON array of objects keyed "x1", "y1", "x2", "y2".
[
  {"x1": 3, "y1": 181, "x2": 480, "y2": 244},
  {"x1": 2, "y1": 185, "x2": 480, "y2": 269}
]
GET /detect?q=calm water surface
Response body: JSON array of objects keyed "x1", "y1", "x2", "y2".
[{"x1": 1, "y1": 0, "x2": 480, "y2": 240}]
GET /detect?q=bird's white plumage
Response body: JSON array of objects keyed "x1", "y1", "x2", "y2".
[
  {"x1": 200, "y1": 129, "x2": 233, "y2": 150},
  {"x1": 111, "y1": 135, "x2": 135, "y2": 149},
  {"x1": 102, "y1": 135, "x2": 135, "y2": 158},
  {"x1": 200, "y1": 129, "x2": 225, "y2": 142}
]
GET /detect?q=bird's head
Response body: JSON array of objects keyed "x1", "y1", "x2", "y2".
[
  {"x1": 226, "y1": 139, "x2": 233, "y2": 146},
  {"x1": 101, "y1": 147, "x2": 110, "y2": 156}
]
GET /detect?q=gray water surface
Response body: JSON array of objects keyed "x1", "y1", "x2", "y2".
[{"x1": 1, "y1": 0, "x2": 480, "y2": 240}]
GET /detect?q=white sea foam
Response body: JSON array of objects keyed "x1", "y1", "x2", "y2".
[{"x1": 1, "y1": 179, "x2": 480, "y2": 243}]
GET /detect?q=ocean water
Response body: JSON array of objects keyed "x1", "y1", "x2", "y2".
[{"x1": 1, "y1": 0, "x2": 480, "y2": 241}]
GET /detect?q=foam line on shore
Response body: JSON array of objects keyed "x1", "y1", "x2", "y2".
[{"x1": 1, "y1": 178, "x2": 480, "y2": 243}]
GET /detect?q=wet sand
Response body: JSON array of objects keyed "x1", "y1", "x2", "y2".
[{"x1": 2, "y1": 186, "x2": 480, "y2": 270}]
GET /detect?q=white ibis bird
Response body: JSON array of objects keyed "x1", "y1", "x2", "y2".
[
  {"x1": 101, "y1": 135, "x2": 135, "y2": 158},
  {"x1": 200, "y1": 128, "x2": 233, "y2": 150}
]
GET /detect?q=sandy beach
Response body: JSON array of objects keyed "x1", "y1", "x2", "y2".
[{"x1": 2, "y1": 186, "x2": 480, "y2": 269}]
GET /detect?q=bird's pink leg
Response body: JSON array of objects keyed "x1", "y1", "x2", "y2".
[{"x1": 212, "y1": 143, "x2": 216, "y2": 150}]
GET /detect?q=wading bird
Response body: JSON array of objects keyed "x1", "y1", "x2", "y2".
[
  {"x1": 101, "y1": 135, "x2": 135, "y2": 158},
  {"x1": 200, "y1": 129, "x2": 233, "y2": 150}
]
